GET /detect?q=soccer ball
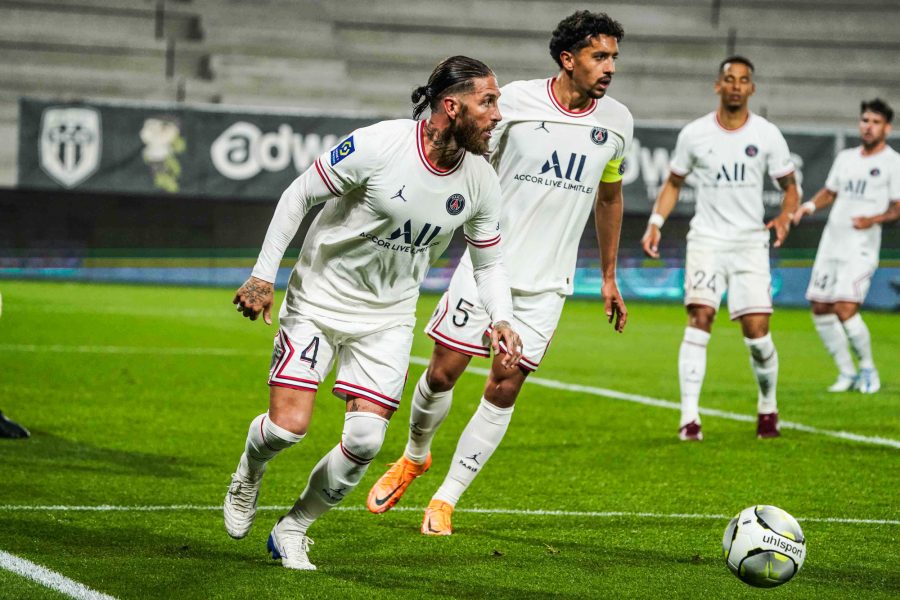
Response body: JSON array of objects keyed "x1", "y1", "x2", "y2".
[{"x1": 722, "y1": 505, "x2": 807, "y2": 588}]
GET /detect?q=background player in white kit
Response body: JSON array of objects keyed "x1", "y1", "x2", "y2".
[
  {"x1": 367, "y1": 11, "x2": 631, "y2": 535},
  {"x1": 641, "y1": 56, "x2": 799, "y2": 441},
  {"x1": 793, "y1": 99, "x2": 899, "y2": 394},
  {"x1": 223, "y1": 56, "x2": 523, "y2": 570}
]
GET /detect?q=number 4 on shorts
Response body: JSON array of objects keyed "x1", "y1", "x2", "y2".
[{"x1": 300, "y1": 337, "x2": 320, "y2": 369}]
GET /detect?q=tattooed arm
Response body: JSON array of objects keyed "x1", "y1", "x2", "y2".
[
  {"x1": 233, "y1": 276, "x2": 275, "y2": 324},
  {"x1": 765, "y1": 172, "x2": 800, "y2": 248}
]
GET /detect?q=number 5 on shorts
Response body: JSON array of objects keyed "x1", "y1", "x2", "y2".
[{"x1": 452, "y1": 298, "x2": 475, "y2": 327}]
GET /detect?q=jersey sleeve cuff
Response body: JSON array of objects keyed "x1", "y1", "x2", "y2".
[
  {"x1": 669, "y1": 165, "x2": 690, "y2": 177},
  {"x1": 769, "y1": 166, "x2": 795, "y2": 179}
]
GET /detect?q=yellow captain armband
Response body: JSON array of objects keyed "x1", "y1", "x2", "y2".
[{"x1": 600, "y1": 157, "x2": 625, "y2": 183}]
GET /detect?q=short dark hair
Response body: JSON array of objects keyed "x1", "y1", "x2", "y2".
[
  {"x1": 718, "y1": 56, "x2": 754, "y2": 75},
  {"x1": 411, "y1": 55, "x2": 494, "y2": 120},
  {"x1": 861, "y1": 98, "x2": 894, "y2": 123},
  {"x1": 549, "y1": 11, "x2": 625, "y2": 68}
]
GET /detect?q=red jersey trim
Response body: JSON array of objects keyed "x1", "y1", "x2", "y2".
[
  {"x1": 416, "y1": 120, "x2": 464, "y2": 176},
  {"x1": 714, "y1": 112, "x2": 751, "y2": 133},
  {"x1": 546, "y1": 78, "x2": 597, "y2": 118},
  {"x1": 465, "y1": 233, "x2": 501, "y2": 248},
  {"x1": 314, "y1": 157, "x2": 341, "y2": 196}
]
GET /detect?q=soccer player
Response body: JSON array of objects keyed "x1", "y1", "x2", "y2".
[
  {"x1": 641, "y1": 56, "x2": 799, "y2": 441},
  {"x1": 223, "y1": 55, "x2": 523, "y2": 570},
  {"x1": 792, "y1": 99, "x2": 899, "y2": 393},
  {"x1": 367, "y1": 11, "x2": 631, "y2": 535}
]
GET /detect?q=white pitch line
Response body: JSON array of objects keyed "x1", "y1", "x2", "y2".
[
  {"x1": 0, "y1": 505, "x2": 897, "y2": 526},
  {"x1": 0, "y1": 550, "x2": 118, "y2": 600},
  {"x1": 0, "y1": 344, "x2": 897, "y2": 449}
]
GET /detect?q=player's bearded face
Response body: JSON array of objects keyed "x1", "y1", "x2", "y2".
[
  {"x1": 859, "y1": 111, "x2": 889, "y2": 148},
  {"x1": 569, "y1": 35, "x2": 618, "y2": 99},
  {"x1": 716, "y1": 63, "x2": 755, "y2": 110},
  {"x1": 451, "y1": 103, "x2": 489, "y2": 154}
]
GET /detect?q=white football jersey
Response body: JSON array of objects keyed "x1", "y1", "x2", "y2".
[
  {"x1": 458, "y1": 77, "x2": 633, "y2": 295},
  {"x1": 816, "y1": 145, "x2": 900, "y2": 262},
  {"x1": 252, "y1": 119, "x2": 506, "y2": 320},
  {"x1": 670, "y1": 112, "x2": 794, "y2": 246}
]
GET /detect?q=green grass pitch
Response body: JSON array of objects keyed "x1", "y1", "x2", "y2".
[{"x1": 0, "y1": 280, "x2": 897, "y2": 599}]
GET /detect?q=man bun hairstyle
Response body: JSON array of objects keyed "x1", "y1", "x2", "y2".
[
  {"x1": 719, "y1": 55, "x2": 755, "y2": 75},
  {"x1": 861, "y1": 98, "x2": 893, "y2": 123},
  {"x1": 412, "y1": 55, "x2": 494, "y2": 119},
  {"x1": 549, "y1": 10, "x2": 625, "y2": 68}
]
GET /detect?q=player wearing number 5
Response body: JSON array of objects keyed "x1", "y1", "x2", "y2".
[
  {"x1": 224, "y1": 56, "x2": 522, "y2": 570},
  {"x1": 641, "y1": 56, "x2": 799, "y2": 441},
  {"x1": 793, "y1": 99, "x2": 899, "y2": 394}
]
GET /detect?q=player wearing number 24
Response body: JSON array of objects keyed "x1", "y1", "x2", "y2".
[{"x1": 641, "y1": 56, "x2": 800, "y2": 441}]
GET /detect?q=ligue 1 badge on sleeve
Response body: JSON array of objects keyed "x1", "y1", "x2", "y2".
[
  {"x1": 446, "y1": 193, "x2": 465, "y2": 215},
  {"x1": 330, "y1": 135, "x2": 355, "y2": 165},
  {"x1": 590, "y1": 127, "x2": 608, "y2": 145},
  {"x1": 39, "y1": 107, "x2": 101, "y2": 188}
]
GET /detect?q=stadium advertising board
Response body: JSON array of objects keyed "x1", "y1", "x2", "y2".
[{"x1": 19, "y1": 98, "x2": 852, "y2": 217}]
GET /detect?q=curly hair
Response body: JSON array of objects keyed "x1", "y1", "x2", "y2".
[
  {"x1": 549, "y1": 11, "x2": 625, "y2": 68},
  {"x1": 861, "y1": 98, "x2": 894, "y2": 123}
]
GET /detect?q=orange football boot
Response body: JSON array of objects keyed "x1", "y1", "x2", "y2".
[
  {"x1": 366, "y1": 453, "x2": 432, "y2": 514},
  {"x1": 421, "y1": 499, "x2": 453, "y2": 536}
]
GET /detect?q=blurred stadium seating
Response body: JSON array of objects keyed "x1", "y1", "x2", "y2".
[{"x1": 2, "y1": 0, "x2": 900, "y2": 186}]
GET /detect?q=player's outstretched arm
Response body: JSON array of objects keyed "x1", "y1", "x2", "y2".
[
  {"x1": 766, "y1": 172, "x2": 799, "y2": 247},
  {"x1": 792, "y1": 188, "x2": 837, "y2": 225},
  {"x1": 641, "y1": 172, "x2": 685, "y2": 258},
  {"x1": 234, "y1": 276, "x2": 274, "y2": 324},
  {"x1": 595, "y1": 180, "x2": 627, "y2": 333},
  {"x1": 853, "y1": 200, "x2": 900, "y2": 230}
]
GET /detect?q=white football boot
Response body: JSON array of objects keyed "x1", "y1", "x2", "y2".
[
  {"x1": 855, "y1": 368, "x2": 881, "y2": 394},
  {"x1": 827, "y1": 372, "x2": 858, "y2": 392},
  {"x1": 267, "y1": 516, "x2": 316, "y2": 570},
  {"x1": 223, "y1": 454, "x2": 264, "y2": 539}
]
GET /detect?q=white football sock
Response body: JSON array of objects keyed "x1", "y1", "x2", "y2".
[
  {"x1": 289, "y1": 412, "x2": 388, "y2": 533},
  {"x1": 243, "y1": 413, "x2": 304, "y2": 477},
  {"x1": 744, "y1": 334, "x2": 778, "y2": 414},
  {"x1": 842, "y1": 314, "x2": 875, "y2": 370},
  {"x1": 433, "y1": 398, "x2": 513, "y2": 507},
  {"x1": 404, "y1": 372, "x2": 453, "y2": 464},
  {"x1": 812, "y1": 314, "x2": 856, "y2": 375},
  {"x1": 678, "y1": 327, "x2": 710, "y2": 427}
]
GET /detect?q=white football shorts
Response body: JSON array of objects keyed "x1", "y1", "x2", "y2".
[
  {"x1": 425, "y1": 265, "x2": 565, "y2": 372},
  {"x1": 805, "y1": 255, "x2": 876, "y2": 304},
  {"x1": 684, "y1": 241, "x2": 773, "y2": 319},
  {"x1": 268, "y1": 311, "x2": 413, "y2": 412}
]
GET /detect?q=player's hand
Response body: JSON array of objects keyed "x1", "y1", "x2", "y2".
[
  {"x1": 791, "y1": 203, "x2": 814, "y2": 226},
  {"x1": 601, "y1": 279, "x2": 628, "y2": 333},
  {"x1": 490, "y1": 321, "x2": 523, "y2": 369},
  {"x1": 766, "y1": 212, "x2": 792, "y2": 248},
  {"x1": 852, "y1": 216, "x2": 875, "y2": 230},
  {"x1": 233, "y1": 276, "x2": 274, "y2": 324},
  {"x1": 641, "y1": 225, "x2": 661, "y2": 258}
]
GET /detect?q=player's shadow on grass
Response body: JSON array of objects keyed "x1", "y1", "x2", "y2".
[{"x1": 2, "y1": 431, "x2": 209, "y2": 480}]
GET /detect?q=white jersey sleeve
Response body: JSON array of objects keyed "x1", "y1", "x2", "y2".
[
  {"x1": 824, "y1": 152, "x2": 843, "y2": 192},
  {"x1": 765, "y1": 125, "x2": 795, "y2": 179},
  {"x1": 250, "y1": 127, "x2": 379, "y2": 283},
  {"x1": 464, "y1": 172, "x2": 513, "y2": 324},
  {"x1": 669, "y1": 126, "x2": 695, "y2": 176}
]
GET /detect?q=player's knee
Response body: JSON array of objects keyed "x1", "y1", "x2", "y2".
[
  {"x1": 484, "y1": 372, "x2": 525, "y2": 408},
  {"x1": 810, "y1": 302, "x2": 833, "y2": 316},
  {"x1": 341, "y1": 412, "x2": 389, "y2": 463},
  {"x1": 426, "y1": 364, "x2": 461, "y2": 393},
  {"x1": 687, "y1": 306, "x2": 715, "y2": 331}
]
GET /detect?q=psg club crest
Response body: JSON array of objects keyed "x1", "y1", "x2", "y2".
[
  {"x1": 446, "y1": 193, "x2": 465, "y2": 215},
  {"x1": 745, "y1": 144, "x2": 759, "y2": 157},
  {"x1": 330, "y1": 135, "x2": 355, "y2": 165},
  {"x1": 39, "y1": 107, "x2": 101, "y2": 188},
  {"x1": 590, "y1": 127, "x2": 608, "y2": 145},
  {"x1": 870, "y1": 168, "x2": 881, "y2": 177}
]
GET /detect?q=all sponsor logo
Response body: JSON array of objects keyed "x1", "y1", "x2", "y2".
[
  {"x1": 446, "y1": 193, "x2": 465, "y2": 215},
  {"x1": 39, "y1": 107, "x2": 101, "y2": 188},
  {"x1": 590, "y1": 127, "x2": 608, "y2": 145},
  {"x1": 359, "y1": 219, "x2": 443, "y2": 254},
  {"x1": 745, "y1": 144, "x2": 759, "y2": 157}
]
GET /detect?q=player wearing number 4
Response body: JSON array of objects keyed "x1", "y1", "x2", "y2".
[
  {"x1": 641, "y1": 56, "x2": 800, "y2": 441},
  {"x1": 368, "y1": 11, "x2": 631, "y2": 535},
  {"x1": 224, "y1": 56, "x2": 523, "y2": 570},
  {"x1": 793, "y1": 99, "x2": 899, "y2": 394}
]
